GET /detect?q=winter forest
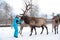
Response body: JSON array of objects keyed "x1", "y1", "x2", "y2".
[{"x1": 0, "y1": 0, "x2": 60, "y2": 40}]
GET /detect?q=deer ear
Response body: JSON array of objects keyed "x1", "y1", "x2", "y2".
[{"x1": 18, "y1": 15, "x2": 22, "y2": 17}]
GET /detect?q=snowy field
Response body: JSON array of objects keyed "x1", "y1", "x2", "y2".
[{"x1": 0, "y1": 24, "x2": 60, "y2": 40}]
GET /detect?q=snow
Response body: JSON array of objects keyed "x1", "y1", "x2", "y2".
[{"x1": 0, "y1": 24, "x2": 60, "y2": 40}]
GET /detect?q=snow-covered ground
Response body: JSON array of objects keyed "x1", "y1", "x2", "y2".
[{"x1": 0, "y1": 24, "x2": 60, "y2": 40}]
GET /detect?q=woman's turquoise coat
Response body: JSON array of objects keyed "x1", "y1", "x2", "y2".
[{"x1": 12, "y1": 17, "x2": 22, "y2": 37}]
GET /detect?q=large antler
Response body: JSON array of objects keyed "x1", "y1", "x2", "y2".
[
  {"x1": 21, "y1": 1, "x2": 31, "y2": 16},
  {"x1": 25, "y1": 2, "x2": 31, "y2": 11}
]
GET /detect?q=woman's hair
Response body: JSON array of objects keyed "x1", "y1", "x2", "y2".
[{"x1": 15, "y1": 15, "x2": 19, "y2": 18}]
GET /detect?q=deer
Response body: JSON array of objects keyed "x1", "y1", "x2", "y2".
[
  {"x1": 19, "y1": 2, "x2": 48, "y2": 36},
  {"x1": 52, "y1": 16, "x2": 59, "y2": 34}
]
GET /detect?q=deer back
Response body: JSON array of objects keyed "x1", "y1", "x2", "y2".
[{"x1": 29, "y1": 17, "x2": 47, "y2": 26}]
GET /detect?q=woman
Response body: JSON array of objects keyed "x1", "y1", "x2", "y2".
[{"x1": 12, "y1": 15, "x2": 22, "y2": 38}]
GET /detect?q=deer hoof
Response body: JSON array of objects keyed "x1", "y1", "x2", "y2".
[
  {"x1": 29, "y1": 34, "x2": 32, "y2": 36},
  {"x1": 47, "y1": 32, "x2": 48, "y2": 35}
]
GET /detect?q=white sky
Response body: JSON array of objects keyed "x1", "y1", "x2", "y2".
[
  {"x1": 1, "y1": 0, "x2": 60, "y2": 15},
  {"x1": 38, "y1": 0, "x2": 60, "y2": 15}
]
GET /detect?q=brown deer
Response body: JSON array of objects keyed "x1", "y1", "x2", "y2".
[
  {"x1": 19, "y1": 2, "x2": 48, "y2": 36},
  {"x1": 52, "y1": 16, "x2": 59, "y2": 34},
  {"x1": 20, "y1": 15, "x2": 48, "y2": 36}
]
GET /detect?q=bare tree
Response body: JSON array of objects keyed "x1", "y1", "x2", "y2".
[
  {"x1": 29, "y1": 4, "x2": 39, "y2": 17},
  {"x1": 0, "y1": 1, "x2": 13, "y2": 24},
  {"x1": 3, "y1": 2, "x2": 13, "y2": 18}
]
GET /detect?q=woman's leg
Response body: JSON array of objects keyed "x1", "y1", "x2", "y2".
[{"x1": 14, "y1": 26, "x2": 18, "y2": 38}]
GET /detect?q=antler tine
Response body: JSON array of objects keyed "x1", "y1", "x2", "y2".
[
  {"x1": 27, "y1": 6, "x2": 31, "y2": 10},
  {"x1": 27, "y1": 1, "x2": 31, "y2": 6},
  {"x1": 21, "y1": 9, "x2": 25, "y2": 12},
  {"x1": 20, "y1": 14, "x2": 24, "y2": 15},
  {"x1": 24, "y1": 1, "x2": 31, "y2": 10},
  {"x1": 24, "y1": 2, "x2": 28, "y2": 10},
  {"x1": 21, "y1": 9, "x2": 26, "y2": 15}
]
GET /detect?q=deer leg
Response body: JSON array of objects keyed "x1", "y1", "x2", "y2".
[
  {"x1": 52, "y1": 25, "x2": 53, "y2": 32},
  {"x1": 19, "y1": 26, "x2": 23, "y2": 36},
  {"x1": 33, "y1": 27, "x2": 37, "y2": 35},
  {"x1": 30, "y1": 27, "x2": 33, "y2": 36},
  {"x1": 54, "y1": 26, "x2": 56, "y2": 34},
  {"x1": 45, "y1": 25, "x2": 48, "y2": 34},
  {"x1": 40, "y1": 26, "x2": 44, "y2": 34},
  {"x1": 57, "y1": 25, "x2": 58, "y2": 34}
]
